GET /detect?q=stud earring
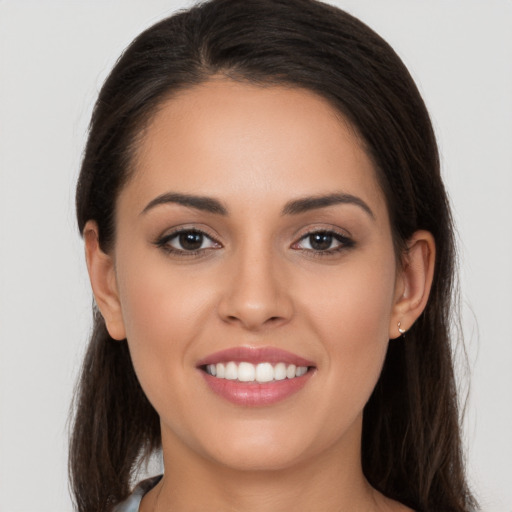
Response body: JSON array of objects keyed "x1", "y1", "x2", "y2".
[{"x1": 397, "y1": 321, "x2": 406, "y2": 335}]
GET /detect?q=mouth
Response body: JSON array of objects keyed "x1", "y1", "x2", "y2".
[
  {"x1": 202, "y1": 361, "x2": 311, "y2": 383},
  {"x1": 197, "y1": 346, "x2": 316, "y2": 406}
]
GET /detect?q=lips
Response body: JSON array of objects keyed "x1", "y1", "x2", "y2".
[
  {"x1": 197, "y1": 346, "x2": 315, "y2": 367},
  {"x1": 197, "y1": 346, "x2": 316, "y2": 406},
  {"x1": 205, "y1": 361, "x2": 308, "y2": 382}
]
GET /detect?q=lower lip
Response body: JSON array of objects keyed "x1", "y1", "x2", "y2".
[{"x1": 200, "y1": 370, "x2": 314, "y2": 407}]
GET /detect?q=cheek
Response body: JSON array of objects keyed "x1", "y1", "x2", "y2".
[
  {"x1": 121, "y1": 271, "x2": 208, "y2": 342},
  {"x1": 114, "y1": 252, "x2": 214, "y2": 394},
  {"x1": 115, "y1": 262, "x2": 218, "y2": 450},
  {"x1": 302, "y1": 248, "x2": 396, "y2": 340},
  {"x1": 298, "y1": 251, "x2": 396, "y2": 415},
  {"x1": 116, "y1": 234, "x2": 217, "y2": 335}
]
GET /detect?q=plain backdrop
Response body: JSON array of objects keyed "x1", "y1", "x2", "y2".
[{"x1": 1, "y1": 1, "x2": 511, "y2": 511}]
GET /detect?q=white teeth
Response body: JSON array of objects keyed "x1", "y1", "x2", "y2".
[
  {"x1": 295, "y1": 366, "x2": 308, "y2": 377},
  {"x1": 216, "y1": 363, "x2": 225, "y2": 378},
  {"x1": 238, "y1": 362, "x2": 255, "y2": 382},
  {"x1": 274, "y1": 362, "x2": 287, "y2": 381},
  {"x1": 286, "y1": 364, "x2": 296, "y2": 379},
  {"x1": 256, "y1": 362, "x2": 274, "y2": 383},
  {"x1": 205, "y1": 361, "x2": 309, "y2": 382},
  {"x1": 225, "y1": 361, "x2": 238, "y2": 380}
]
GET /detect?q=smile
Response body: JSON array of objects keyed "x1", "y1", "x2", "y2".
[
  {"x1": 197, "y1": 347, "x2": 316, "y2": 406},
  {"x1": 205, "y1": 361, "x2": 309, "y2": 382}
]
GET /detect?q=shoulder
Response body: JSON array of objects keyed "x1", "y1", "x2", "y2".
[{"x1": 112, "y1": 475, "x2": 163, "y2": 512}]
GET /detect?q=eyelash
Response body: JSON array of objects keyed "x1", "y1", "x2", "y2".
[
  {"x1": 292, "y1": 229, "x2": 355, "y2": 256},
  {"x1": 154, "y1": 228, "x2": 355, "y2": 257},
  {"x1": 155, "y1": 228, "x2": 220, "y2": 257}
]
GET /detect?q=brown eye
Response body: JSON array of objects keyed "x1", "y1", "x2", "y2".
[
  {"x1": 309, "y1": 233, "x2": 334, "y2": 251},
  {"x1": 157, "y1": 229, "x2": 220, "y2": 254},
  {"x1": 178, "y1": 232, "x2": 204, "y2": 251},
  {"x1": 293, "y1": 230, "x2": 354, "y2": 254}
]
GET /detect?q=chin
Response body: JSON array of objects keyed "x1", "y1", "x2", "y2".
[
  {"x1": 209, "y1": 442, "x2": 308, "y2": 473},
  {"x1": 191, "y1": 417, "x2": 338, "y2": 473}
]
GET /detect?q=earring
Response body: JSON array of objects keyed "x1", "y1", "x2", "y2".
[{"x1": 397, "y1": 321, "x2": 406, "y2": 335}]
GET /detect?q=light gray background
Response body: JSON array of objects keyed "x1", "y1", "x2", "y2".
[{"x1": 1, "y1": 1, "x2": 511, "y2": 511}]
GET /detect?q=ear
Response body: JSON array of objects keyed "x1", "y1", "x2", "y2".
[
  {"x1": 389, "y1": 230, "x2": 436, "y2": 339},
  {"x1": 83, "y1": 220, "x2": 126, "y2": 340}
]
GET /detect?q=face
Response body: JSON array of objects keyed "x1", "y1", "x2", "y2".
[{"x1": 102, "y1": 79, "x2": 406, "y2": 472}]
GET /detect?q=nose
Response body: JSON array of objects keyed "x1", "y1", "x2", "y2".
[{"x1": 217, "y1": 245, "x2": 294, "y2": 331}]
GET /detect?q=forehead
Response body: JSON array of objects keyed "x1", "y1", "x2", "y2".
[{"x1": 124, "y1": 79, "x2": 387, "y2": 220}]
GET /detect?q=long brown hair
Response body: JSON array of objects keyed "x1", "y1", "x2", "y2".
[{"x1": 70, "y1": 1, "x2": 477, "y2": 510}]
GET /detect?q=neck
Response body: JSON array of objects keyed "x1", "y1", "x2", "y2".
[{"x1": 141, "y1": 415, "x2": 402, "y2": 512}]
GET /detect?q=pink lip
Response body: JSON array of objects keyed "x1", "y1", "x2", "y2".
[
  {"x1": 196, "y1": 346, "x2": 315, "y2": 367},
  {"x1": 200, "y1": 371, "x2": 314, "y2": 407},
  {"x1": 197, "y1": 346, "x2": 316, "y2": 407}
]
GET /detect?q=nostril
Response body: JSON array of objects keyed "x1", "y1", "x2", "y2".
[{"x1": 217, "y1": 286, "x2": 294, "y2": 329}]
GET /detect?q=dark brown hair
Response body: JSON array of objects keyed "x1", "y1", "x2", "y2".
[{"x1": 70, "y1": 1, "x2": 477, "y2": 511}]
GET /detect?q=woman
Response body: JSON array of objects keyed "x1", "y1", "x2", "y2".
[{"x1": 69, "y1": 0, "x2": 477, "y2": 511}]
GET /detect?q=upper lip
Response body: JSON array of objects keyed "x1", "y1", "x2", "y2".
[{"x1": 196, "y1": 346, "x2": 315, "y2": 368}]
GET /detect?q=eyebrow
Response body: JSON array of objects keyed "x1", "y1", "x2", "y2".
[
  {"x1": 282, "y1": 193, "x2": 375, "y2": 219},
  {"x1": 141, "y1": 192, "x2": 228, "y2": 216},
  {"x1": 140, "y1": 191, "x2": 374, "y2": 219}
]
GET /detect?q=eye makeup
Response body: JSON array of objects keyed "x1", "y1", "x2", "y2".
[
  {"x1": 154, "y1": 227, "x2": 222, "y2": 257},
  {"x1": 153, "y1": 224, "x2": 355, "y2": 259}
]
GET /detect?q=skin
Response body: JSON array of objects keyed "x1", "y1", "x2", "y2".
[{"x1": 85, "y1": 79, "x2": 435, "y2": 512}]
